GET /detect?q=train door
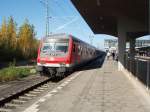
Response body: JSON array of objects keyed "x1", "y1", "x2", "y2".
[{"x1": 72, "y1": 41, "x2": 78, "y2": 66}]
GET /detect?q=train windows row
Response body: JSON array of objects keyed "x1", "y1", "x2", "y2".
[{"x1": 73, "y1": 43, "x2": 96, "y2": 56}]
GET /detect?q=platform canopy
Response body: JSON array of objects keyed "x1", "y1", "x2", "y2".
[{"x1": 71, "y1": 0, "x2": 149, "y2": 37}]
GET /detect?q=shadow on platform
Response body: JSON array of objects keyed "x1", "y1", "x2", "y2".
[{"x1": 76, "y1": 56, "x2": 106, "y2": 72}]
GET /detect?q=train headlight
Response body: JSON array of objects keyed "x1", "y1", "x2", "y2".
[
  {"x1": 40, "y1": 60, "x2": 46, "y2": 64},
  {"x1": 50, "y1": 57, "x2": 54, "y2": 61}
]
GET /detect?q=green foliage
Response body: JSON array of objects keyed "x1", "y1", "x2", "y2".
[
  {"x1": 9, "y1": 58, "x2": 16, "y2": 66},
  {"x1": 0, "y1": 66, "x2": 34, "y2": 82},
  {"x1": 18, "y1": 20, "x2": 37, "y2": 59},
  {"x1": 0, "y1": 17, "x2": 39, "y2": 62}
]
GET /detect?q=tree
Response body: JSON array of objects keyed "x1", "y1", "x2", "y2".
[
  {"x1": 18, "y1": 19, "x2": 36, "y2": 59},
  {"x1": 0, "y1": 17, "x2": 18, "y2": 61},
  {"x1": 0, "y1": 17, "x2": 38, "y2": 61},
  {"x1": 7, "y1": 16, "x2": 17, "y2": 49},
  {"x1": 0, "y1": 18, "x2": 7, "y2": 47}
]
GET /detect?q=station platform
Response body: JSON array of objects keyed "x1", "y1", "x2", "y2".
[{"x1": 22, "y1": 59, "x2": 150, "y2": 112}]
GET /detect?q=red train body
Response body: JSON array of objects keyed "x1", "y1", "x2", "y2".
[{"x1": 36, "y1": 34, "x2": 103, "y2": 77}]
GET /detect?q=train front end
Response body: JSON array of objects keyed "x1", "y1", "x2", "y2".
[{"x1": 37, "y1": 34, "x2": 72, "y2": 77}]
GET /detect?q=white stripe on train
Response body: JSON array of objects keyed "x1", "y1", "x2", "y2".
[{"x1": 37, "y1": 63, "x2": 74, "y2": 67}]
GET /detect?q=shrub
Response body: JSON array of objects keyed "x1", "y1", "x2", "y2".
[{"x1": 0, "y1": 66, "x2": 35, "y2": 82}]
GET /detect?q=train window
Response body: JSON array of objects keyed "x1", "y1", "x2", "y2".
[
  {"x1": 78, "y1": 45, "x2": 81, "y2": 55},
  {"x1": 55, "y1": 43, "x2": 68, "y2": 53},
  {"x1": 80, "y1": 47, "x2": 82, "y2": 55},
  {"x1": 43, "y1": 45, "x2": 51, "y2": 51},
  {"x1": 42, "y1": 43, "x2": 54, "y2": 52}
]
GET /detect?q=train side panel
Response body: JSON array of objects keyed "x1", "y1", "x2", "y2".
[{"x1": 36, "y1": 34, "x2": 105, "y2": 77}]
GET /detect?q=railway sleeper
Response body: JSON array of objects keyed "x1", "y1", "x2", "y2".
[
  {"x1": 34, "y1": 89, "x2": 45, "y2": 92},
  {"x1": 12, "y1": 99, "x2": 27, "y2": 104},
  {"x1": 37, "y1": 87, "x2": 47, "y2": 90},
  {"x1": 19, "y1": 96, "x2": 32, "y2": 101},
  {"x1": 41, "y1": 84, "x2": 49, "y2": 88},
  {"x1": 29, "y1": 91, "x2": 41, "y2": 94},
  {"x1": 5, "y1": 103, "x2": 20, "y2": 109},
  {"x1": 0, "y1": 108, "x2": 12, "y2": 112},
  {"x1": 25, "y1": 93, "x2": 37, "y2": 97}
]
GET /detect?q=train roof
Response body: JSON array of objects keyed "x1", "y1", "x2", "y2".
[
  {"x1": 45, "y1": 33, "x2": 69, "y2": 39},
  {"x1": 43, "y1": 33, "x2": 98, "y2": 50},
  {"x1": 43, "y1": 33, "x2": 82, "y2": 42}
]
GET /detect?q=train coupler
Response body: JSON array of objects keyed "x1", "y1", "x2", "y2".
[{"x1": 57, "y1": 67, "x2": 66, "y2": 73}]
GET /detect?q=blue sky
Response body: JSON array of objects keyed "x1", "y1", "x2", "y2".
[{"x1": 0, "y1": 0, "x2": 149, "y2": 50}]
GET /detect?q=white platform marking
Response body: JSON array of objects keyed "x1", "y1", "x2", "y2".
[
  {"x1": 50, "y1": 89, "x2": 58, "y2": 93},
  {"x1": 22, "y1": 71, "x2": 82, "y2": 112},
  {"x1": 44, "y1": 93, "x2": 53, "y2": 98},
  {"x1": 56, "y1": 86, "x2": 63, "y2": 90},
  {"x1": 38, "y1": 98, "x2": 46, "y2": 102},
  {"x1": 23, "y1": 103, "x2": 39, "y2": 112}
]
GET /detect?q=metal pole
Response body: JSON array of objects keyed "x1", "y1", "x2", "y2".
[
  {"x1": 130, "y1": 58, "x2": 132, "y2": 74},
  {"x1": 136, "y1": 58, "x2": 139, "y2": 80},
  {"x1": 146, "y1": 60, "x2": 150, "y2": 90},
  {"x1": 44, "y1": 0, "x2": 49, "y2": 36},
  {"x1": 46, "y1": 0, "x2": 49, "y2": 36},
  {"x1": 40, "y1": 0, "x2": 49, "y2": 36},
  {"x1": 149, "y1": 0, "x2": 150, "y2": 35},
  {"x1": 126, "y1": 54, "x2": 128, "y2": 69}
]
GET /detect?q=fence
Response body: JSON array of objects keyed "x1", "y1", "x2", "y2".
[{"x1": 124, "y1": 56, "x2": 150, "y2": 89}]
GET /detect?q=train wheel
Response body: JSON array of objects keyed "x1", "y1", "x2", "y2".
[{"x1": 66, "y1": 68, "x2": 73, "y2": 76}]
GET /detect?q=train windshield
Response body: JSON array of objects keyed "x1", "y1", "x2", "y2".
[
  {"x1": 55, "y1": 43, "x2": 68, "y2": 53},
  {"x1": 41, "y1": 39, "x2": 69, "y2": 57},
  {"x1": 42, "y1": 43, "x2": 55, "y2": 52}
]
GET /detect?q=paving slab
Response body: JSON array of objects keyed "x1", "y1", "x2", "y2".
[{"x1": 22, "y1": 59, "x2": 150, "y2": 112}]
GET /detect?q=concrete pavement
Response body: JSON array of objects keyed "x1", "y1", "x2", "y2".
[{"x1": 22, "y1": 59, "x2": 150, "y2": 112}]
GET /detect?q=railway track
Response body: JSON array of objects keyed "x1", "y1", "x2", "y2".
[
  {"x1": 0, "y1": 56, "x2": 105, "y2": 112},
  {"x1": 0, "y1": 76, "x2": 63, "y2": 112}
]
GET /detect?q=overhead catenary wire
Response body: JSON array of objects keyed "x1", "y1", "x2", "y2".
[
  {"x1": 52, "y1": 0, "x2": 69, "y2": 16},
  {"x1": 41, "y1": 0, "x2": 77, "y2": 34},
  {"x1": 48, "y1": 0, "x2": 79, "y2": 33},
  {"x1": 40, "y1": 0, "x2": 94, "y2": 44},
  {"x1": 40, "y1": 0, "x2": 49, "y2": 36},
  {"x1": 53, "y1": 0, "x2": 94, "y2": 45},
  {"x1": 53, "y1": 16, "x2": 78, "y2": 32}
]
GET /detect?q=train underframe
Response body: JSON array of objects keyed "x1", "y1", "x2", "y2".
[{"x1": 36, "y1": 66, "x2": 72, "y2": 77}]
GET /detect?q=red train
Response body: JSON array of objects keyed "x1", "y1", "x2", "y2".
[{"x1": 36, "y1": 34, "x2": 104, "y2": 77}]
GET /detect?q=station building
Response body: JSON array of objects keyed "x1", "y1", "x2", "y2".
[{"x1": 104, "y1": 39, "x2": 150, "y2": 53}]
